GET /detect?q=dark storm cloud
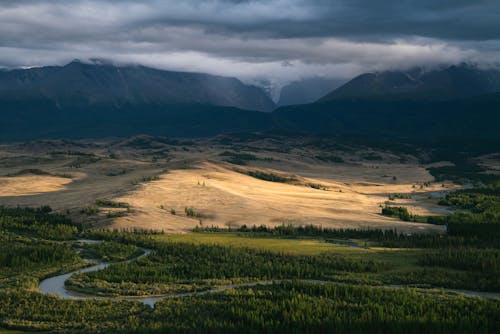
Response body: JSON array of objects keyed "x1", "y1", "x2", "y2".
[
  {"x1": 135, "y1": 0, "x2": 500, "y2": 41},
  {"x1": 0, "y1": 0, "x2": 499, "y2": 88}
]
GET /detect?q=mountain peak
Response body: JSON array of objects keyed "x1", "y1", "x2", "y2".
[
  {"x1": 318, "y1": 64, "x2": 500, "y2": 102},
  {"x1": 89, "y1": 58, "x2": 114, "y2": 66},
  {"x1": 68, "y1": 59, "x2": 83, "y2": 65},
  {"x1": 0, "y1": 62, "x2": 275, "y2": 112}
]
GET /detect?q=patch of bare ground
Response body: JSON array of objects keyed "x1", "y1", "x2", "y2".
[{"x1": 0, "y1": 174, "x2": 73, "y2": 196}]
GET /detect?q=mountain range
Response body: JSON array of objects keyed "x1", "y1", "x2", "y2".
[
  {"x1": 0, "y1": 60, "x2": 275, "y2": 112},
  {"x1": 0, "y1": 62, "x2": 499, "y2": 141}
]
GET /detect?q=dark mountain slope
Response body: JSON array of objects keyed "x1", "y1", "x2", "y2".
[
  {"x1": 0, "y1": 61, "x2": 275, "y2": 112},
  {"x1": 278, "y1": 77, "x2": 345, "y2": 106},
  {"x1": 0, "y1": 98, "x2": 272, "y2": 141},
  {"x1": 2, "y1": 92, "x2": 499, "y2": 142},
  {"x1": 319, "y1": 64, "x2": 500, "y2": 102},
  {"x1": 274, "y1": 93, "x2": 500, "y2": 139}
]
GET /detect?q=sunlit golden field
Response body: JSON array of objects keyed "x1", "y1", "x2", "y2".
[
  {"x1": 0, "y1": 136, "x2": 463, "y2": 233},
  {"x1": 0, "y1": 174, "x2": 73, "y2": 196},
  {"x1": 112, "y1": 162, "x2": 449, "y2": 233}
]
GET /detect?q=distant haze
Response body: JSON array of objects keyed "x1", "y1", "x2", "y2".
[
  {"x1": 278, "y1": 78, "x2": 346, "y2": 106},
  {"x1": 1, "y1": 1, "x2": 500, "y2": 91}
]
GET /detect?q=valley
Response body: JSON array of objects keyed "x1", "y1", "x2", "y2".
[{"x1": 2, "y1": 1, "x2": 500, "y2": 332}]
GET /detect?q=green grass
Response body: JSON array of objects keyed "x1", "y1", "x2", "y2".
[
  {"x1": 154, "y1": 232, "x2": 427, "y2": 280},
  {"x1": 154, "y1": 232, "x2": 368, "y2": 255},
  {"x1": 154, "y1": 232, "x2": 427, "y2": 268}
]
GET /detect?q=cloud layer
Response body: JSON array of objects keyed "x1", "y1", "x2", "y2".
[{"x1": 1, "y1": 0, "x2": 499, "y2": 87}]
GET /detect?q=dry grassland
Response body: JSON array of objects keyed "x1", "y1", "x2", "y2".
[{"x1": 111, "y1": 162, "x2": 447, "y2": 233}]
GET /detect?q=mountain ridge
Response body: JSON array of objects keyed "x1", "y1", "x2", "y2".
[
  {"x1": 0, "y1": 61, "x2": 276, "y2": 112},
  {"x1": 1, "y1": 62, "x2": 500, "y2": 142},
  {"x1": 318, "y1": 64, "x2": 500, "y2": 102}
]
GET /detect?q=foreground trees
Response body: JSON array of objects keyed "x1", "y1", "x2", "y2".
[
  {"x1": 0, "y1": 184, "x2": 499, "y2": 334},
  {"x1": 1, "y1": 282, "x2": 499, "y2": 334}
]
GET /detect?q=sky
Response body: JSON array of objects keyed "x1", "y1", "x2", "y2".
[{"x1": 1, "y1": 0, "x2": 499, "y2": 89}]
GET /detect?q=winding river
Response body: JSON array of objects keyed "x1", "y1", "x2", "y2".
[{"x1": 39, "y1": 240, "x2": 500, "y2": 308}]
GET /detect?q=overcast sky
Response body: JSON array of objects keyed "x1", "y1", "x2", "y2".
[{"x1": 1, "y1": 0, "x2": 499, "y2": 88}]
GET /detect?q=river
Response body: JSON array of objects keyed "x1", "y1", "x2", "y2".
[{"x1": 39, "y1": 239, "x2": 500, "y2": 308}]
